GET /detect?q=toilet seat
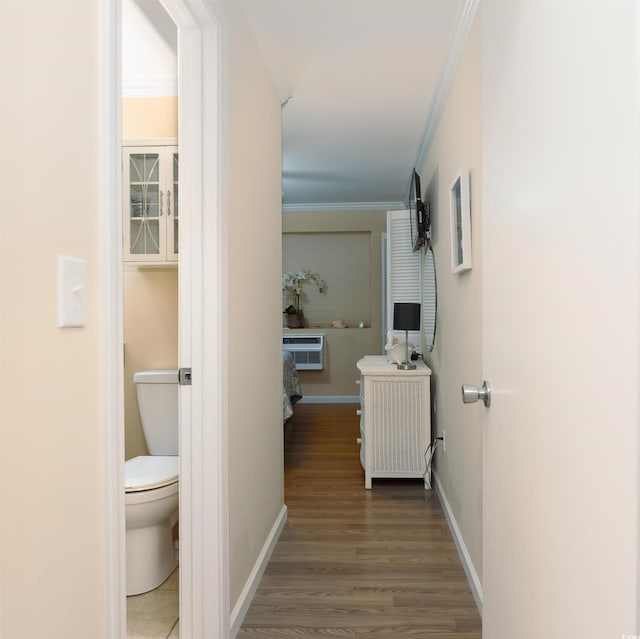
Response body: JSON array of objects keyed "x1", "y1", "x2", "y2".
[{"x1": 125, "y1": 455, "x2": 179, "y2": 493}]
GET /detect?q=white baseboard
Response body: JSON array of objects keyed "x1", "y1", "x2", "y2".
[
  {"x1": 229, "y1": 504, "x2": 288, "y2": 637},
  {"x1": 298, "y1": 395, "x2": 359, "y2": 404},
  {"x1": 433, "y1": 471, "x2": 483, "y2": 615}
]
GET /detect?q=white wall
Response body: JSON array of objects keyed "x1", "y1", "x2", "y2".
[
  {"x1": 122, "y1": 0, "x2": 177, "y2": 96},
  {"x1": 420, "y1": 15, "x2": 484, "y2": 590},
  {"x1": 1, "y1": 1, "x2": 283, "y2": 635},
  {"x1": 0, "y1": 2, "x2": 106, "y2": 637},
  {"x1": 283, "y1": 209, "x2": 387, "y2": 396},
  {"x1": 224, "y1": 0, "x2": 285, "y2": 611}
]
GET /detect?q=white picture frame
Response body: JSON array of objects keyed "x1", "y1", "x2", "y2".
[{"x1": 449, "y1": 168, "x2": 472, "y2": 273}]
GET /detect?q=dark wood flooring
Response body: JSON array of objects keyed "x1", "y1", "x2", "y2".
[{"x1": 237, "y1": 403, "x2": 482, "y2": 638}]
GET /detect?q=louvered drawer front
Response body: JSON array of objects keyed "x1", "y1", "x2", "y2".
[{"x1": 369, "y1": 377, "x2": 428, "y2": 474}]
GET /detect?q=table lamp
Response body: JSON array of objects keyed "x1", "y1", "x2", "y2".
[{"x1": 393, "y1": 302, "x2": 421, "y2": 370}]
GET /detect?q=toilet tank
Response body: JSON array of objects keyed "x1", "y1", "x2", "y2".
[{"x1": 133, "y1": 370, "x2": 179, "y2": 455}]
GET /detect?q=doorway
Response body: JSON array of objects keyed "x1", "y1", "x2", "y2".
[
  {"x1": 100, "y1": 0, "x2": 228, "y2": 637},
  {"x1": 122, "y1": 2, "x2": 180, "y2": 634}
]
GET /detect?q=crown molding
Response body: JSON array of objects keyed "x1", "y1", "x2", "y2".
[
  {"x1": 282, "y1": 201, "x2": 405, "y2": 213},
  {"x1": 122, "y1": 77, "x2": 178, "y2": 98},
  {"x1": 407, "y1": 0, "x2": 480, "y2": 201}
]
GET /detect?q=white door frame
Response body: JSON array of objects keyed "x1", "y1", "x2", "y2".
[{"x1": 99, "y1": 1, "x2": 228, "y2": 637}]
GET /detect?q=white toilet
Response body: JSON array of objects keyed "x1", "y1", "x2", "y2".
[{"x1": 125, "y1": 369, "x2": 179, "y2": 596}]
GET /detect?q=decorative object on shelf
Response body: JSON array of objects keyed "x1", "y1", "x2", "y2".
[
  {"x1": 331, "y1": 319, "x2": 347, "y2": 329},
  {"x1": 384, "y1": 330, "x2": 414, "y2": 365},
  {"x1": 284, "y1": 305, "x2": 304, "y2": 328},
  {"x1": 392, "y1": 302, "x2": 421, "y2": 370},
  {"x1": 282, "y1": 269, "x2": 326, "y2": 327}
]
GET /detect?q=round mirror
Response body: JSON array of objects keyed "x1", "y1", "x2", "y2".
[{"x1": 422, "y1": 246, "x2": 437, "y2": 352}]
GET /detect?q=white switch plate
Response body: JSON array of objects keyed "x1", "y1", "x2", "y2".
[{"x1": 57, "y1": 256, "x2": 85, "y2": 328}]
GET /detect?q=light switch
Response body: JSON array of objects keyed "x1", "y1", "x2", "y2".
[{"x1": 57, "y1": 256, "x2": 86, "y2": 328}]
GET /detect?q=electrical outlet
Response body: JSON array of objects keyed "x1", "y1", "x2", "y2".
[{"x1": 441, "y1": 431, "x2": 446, "y2": 453}]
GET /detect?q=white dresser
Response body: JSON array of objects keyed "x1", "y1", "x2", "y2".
[{"x1": 356, "y1": 355, "x2": 431, "y2": 489}]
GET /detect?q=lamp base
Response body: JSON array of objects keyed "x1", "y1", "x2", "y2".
[{"x1": 396, "y1": 362, "x2": 417, "y2": 371}]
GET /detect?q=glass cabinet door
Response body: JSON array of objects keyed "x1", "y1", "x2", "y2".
[
  {"x1": 123, "y1": 143, "x2": 179, "y2": 264},
  {"x1": 168, "y1": 151, "x2": 179, "y2": 261},
  {"x1": 128, "y1": 152, "x2": 161, "y2": 257}
]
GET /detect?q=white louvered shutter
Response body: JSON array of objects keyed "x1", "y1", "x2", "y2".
[
  {"x1": 381, "y1": 232, "x2": 387, "y2": 353},
  {"x1": 386, "y1": 210, "x2": 421, "y2": 348}
]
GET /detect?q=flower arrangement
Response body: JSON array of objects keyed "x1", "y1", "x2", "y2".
[{"x1": 282, "y1": 269, "x2": 327, "y2": 321}]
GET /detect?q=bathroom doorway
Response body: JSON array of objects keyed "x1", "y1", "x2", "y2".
[
  {"x1": 122, "y1": 1, "x2": 180, "y2": 636},
  {"x1": 103, "y1": 0, "x2": 229, "y2": 637}
]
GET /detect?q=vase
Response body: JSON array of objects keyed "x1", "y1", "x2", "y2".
[{"x1": 287, "y1": 313, "x2": 303, "y2": 328}]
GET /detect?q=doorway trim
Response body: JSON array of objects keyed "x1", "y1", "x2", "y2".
[
  {"x1": 99, "y1": 0, "x2": 126, "y2": 635},
  {"x1": 99, "y1": 0, "x2": 229, "y2": 636}
]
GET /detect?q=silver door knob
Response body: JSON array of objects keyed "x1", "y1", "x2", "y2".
[{"x1": 461, "y1": 381, "x2": 492, "y2": 407}]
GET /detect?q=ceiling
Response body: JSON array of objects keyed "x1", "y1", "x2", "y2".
[
  {"x1": 124, "y1": 0, "x2": 478, "y2": 211},
  {"x1": 238, "y1": 0, "x2": 477, "y2": 211}
]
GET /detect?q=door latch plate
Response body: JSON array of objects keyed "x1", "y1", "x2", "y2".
[{"x1": 179, "y1": 367, "x2": 192, "y2": 386}]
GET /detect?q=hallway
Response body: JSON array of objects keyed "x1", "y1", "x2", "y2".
[{"x1": 238, "y1": 403, "x2": 482, "y2": 638}]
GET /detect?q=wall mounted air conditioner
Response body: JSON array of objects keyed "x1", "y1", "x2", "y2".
[{"x1": 282, "y1": 333, "x2": 325, "y2": 370}]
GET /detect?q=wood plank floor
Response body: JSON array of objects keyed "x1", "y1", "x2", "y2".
[{"x1": 237, "y1": 403, "x2": 482, "y2": 638}]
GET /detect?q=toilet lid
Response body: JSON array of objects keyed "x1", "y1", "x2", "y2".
[{"x1": 125, "y1": 456, "x2": 179, "y2": 492}]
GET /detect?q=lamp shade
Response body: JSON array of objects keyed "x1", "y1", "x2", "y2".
[{"x1": 393, "y1": 302, "x2": 421, "y2": 331}]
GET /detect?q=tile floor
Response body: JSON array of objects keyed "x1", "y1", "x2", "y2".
[{"x1": 127, "y1": 568, "x2": 179, "y2": 639}]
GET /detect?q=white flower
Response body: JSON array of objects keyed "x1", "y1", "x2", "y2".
[
  {"x1": 282, "y1": 269, "x2": 327, "y2": 312},
  {"x1": 282, "y1": 269, "x2": 326, "y2": 294}
]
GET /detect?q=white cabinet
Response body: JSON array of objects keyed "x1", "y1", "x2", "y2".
[
  {"x1": 356, "y1": 355, "x2": 431, "y2": 489},
  {"x1": 123, "y1": 141, "x2": 179, "y2": 264}
]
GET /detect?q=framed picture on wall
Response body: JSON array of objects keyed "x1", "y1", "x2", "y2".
[{"x1": 449, "y1": 168, "x2": 472, "y2": 273}]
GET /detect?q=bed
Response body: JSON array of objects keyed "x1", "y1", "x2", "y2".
[{"x1": 283, "y1": 350, "x2": 302, "y2": 421}]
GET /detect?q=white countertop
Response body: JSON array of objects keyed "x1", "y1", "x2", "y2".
[{"x1": 357, "y1": 355, "x2": 431, "y2": 376}]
